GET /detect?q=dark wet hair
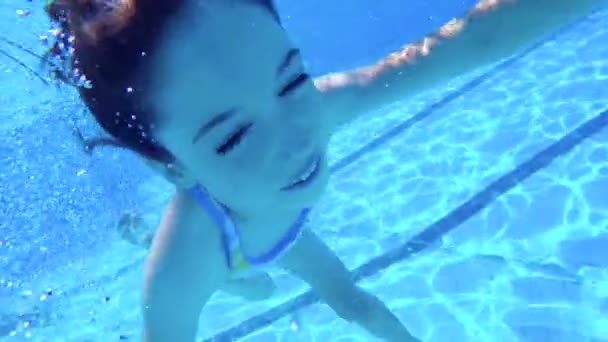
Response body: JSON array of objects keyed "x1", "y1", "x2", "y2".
[{"x1": 44, "y1": 0, "x2": 279, "y2": 163}]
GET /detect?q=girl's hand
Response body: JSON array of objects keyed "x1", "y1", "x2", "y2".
[{"x1": 117, "y1": 212, "x2": 153, "y2": 248}]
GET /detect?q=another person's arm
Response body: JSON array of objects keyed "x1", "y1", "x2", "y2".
[{"x1": 316, "y1": 0, "x2": 607, "y2": 127}]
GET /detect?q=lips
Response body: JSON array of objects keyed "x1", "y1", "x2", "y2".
[{"x1": 281, "y1": 154, "x2": 321, "y2": 191}]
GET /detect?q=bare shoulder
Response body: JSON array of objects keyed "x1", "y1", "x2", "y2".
[
  {"x1": 142, "y1": 189, "x2": 229, "y2": 340},
  {"x1": 148, "y1": 189, "x2": 225, "y2": 264}
]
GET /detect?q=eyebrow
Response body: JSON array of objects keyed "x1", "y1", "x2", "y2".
[
  {"x1": 192, "y1": 109, "x2": 235, "y2": 144},
  {"x1": 277, "y1": 48, "x2": 300, "y2": 75},
  {"x1": 192, "y1": 50, "x2": 299, "y2": 144}
]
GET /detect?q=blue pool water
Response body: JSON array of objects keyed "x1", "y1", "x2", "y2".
[{"x1": 1, "y1": 1, "x2": 607, "y2": 342}]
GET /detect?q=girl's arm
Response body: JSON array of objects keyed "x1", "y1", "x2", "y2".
[
  {"x1": 142, "y1": 191, "x2": 228, "y2": 342},
  {"x1": 316, "y1": 0, "x2": 607, "y2": 127},
  {"x1": 279, "y1": 229, "x2": 420, "y2": 342}
]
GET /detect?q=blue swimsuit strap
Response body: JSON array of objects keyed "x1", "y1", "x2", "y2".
[
  {"x1": 188, "y1": 186, "x2": 234, "y2": 266},
  {"x1": 188, "y1": 185, "x2": 310, "y2": 265},
  {"x1": 245, "y1": 207, "x2": 310, "y2": 265}
]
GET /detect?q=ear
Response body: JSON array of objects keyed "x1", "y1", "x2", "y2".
[
  {"x1": 144, "y1": 160, "x2": 196, "y2": 188},
  {"x1": 161, "y1": 162, "x2": 181, "y2": 178},
  {"x1": 163, "y1": 162, "x2": 197, "y2": 188}
]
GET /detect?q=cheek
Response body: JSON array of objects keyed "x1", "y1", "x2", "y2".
[{"x1": 236, "y1": 123, "x2": 285, "y2": 166}]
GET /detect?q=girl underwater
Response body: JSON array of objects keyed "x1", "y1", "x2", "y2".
[{"x1": 39, "y1": 0, "x2": 606, "y2": 341}]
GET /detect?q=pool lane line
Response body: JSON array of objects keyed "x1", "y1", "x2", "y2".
[{"x1": 204, "y1": 109, "x2": 608, "y2": 341}]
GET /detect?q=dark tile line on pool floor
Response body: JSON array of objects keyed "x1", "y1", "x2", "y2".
[{"x1": 205, "y1": 108, "x2": 608, "y2": 342}]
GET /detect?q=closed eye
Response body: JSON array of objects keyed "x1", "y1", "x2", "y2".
[
  {"x1": 278, "y1": 73, "x2": 309, "y2": 97},
  {"x1": 215, "y1": 123, "x2": 253, "y2": 155}
]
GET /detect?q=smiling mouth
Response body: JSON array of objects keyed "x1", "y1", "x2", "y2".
[{"x1": 281, "y1": 154, "x2": 321, "y2": 191}]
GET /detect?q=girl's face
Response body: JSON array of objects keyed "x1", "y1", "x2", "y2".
[{"x1": 150, "y1": 0, "x2": 331, "y2": 214}]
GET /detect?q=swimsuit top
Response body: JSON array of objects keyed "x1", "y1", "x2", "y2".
[{"x1": 189, "y1": 185, "x2": 310, "y2": 276}]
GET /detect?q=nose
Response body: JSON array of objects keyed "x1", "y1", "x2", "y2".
[{"x1": 278, "y1": 123, "x2": 313, "y2": 160}]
